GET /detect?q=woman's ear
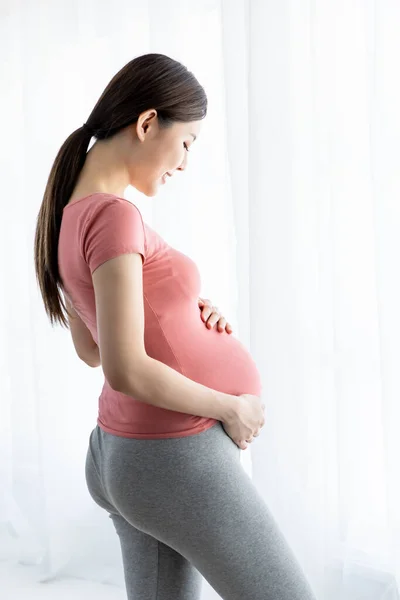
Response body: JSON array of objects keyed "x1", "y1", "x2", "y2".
[{"x1": 136, "y1": 109, "x2": 158, "y2": 142}]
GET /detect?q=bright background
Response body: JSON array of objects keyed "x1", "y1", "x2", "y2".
[{"x1": 1, "y1": 1, "x2": 400, "y2": 599}]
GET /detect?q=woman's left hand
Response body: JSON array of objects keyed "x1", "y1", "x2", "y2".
[{"x1": 198, "y1": 297, "x2": 233, "y2": 334}]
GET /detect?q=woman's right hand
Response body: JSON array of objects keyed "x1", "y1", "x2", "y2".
[{"x1": 221, "y1": 394, "x2": 265, "y2": 450}]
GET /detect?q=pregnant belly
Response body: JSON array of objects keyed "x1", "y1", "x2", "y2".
[{"x1": 170, "y1": 319, "x2": 262, "y2": 397}]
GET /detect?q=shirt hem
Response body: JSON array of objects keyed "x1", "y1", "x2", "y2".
[{"x1": 96, "y1": 417, "x2": 220, "y2": 439}]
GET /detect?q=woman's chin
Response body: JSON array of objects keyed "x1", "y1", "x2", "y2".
[
  {"x1": 136, "y1": 181, "x2": 160, "y2": 197},
  {"x1": 147, "y1": 183, "x2": 160, "y2": 197}
]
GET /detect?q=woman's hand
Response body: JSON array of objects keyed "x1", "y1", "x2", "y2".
[
  {"x1": 64, "y1": 292, "x2": 101, "y2": 368},
  {"x1": 198, "y1": 297, "x2": 233, "y2": 334},
  {"x1": 221, "y1": 394, "x2": 265, "y2": 450}
]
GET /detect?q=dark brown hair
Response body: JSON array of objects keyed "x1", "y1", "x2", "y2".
[{"x1": 34, "y1": 53, "x2": 207, "y2": 327}]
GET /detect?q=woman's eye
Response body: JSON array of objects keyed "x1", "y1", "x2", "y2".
[{"x1": 184, "y1": 143, "x2": 190, "y2": 152}]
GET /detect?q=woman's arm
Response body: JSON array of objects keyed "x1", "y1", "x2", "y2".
[
  {"x1": 91, "y1": 252, "x2": 238, "y2": 422},
  {"x1": 65, "y1": 295, "x2": 101, "y2": 368}
]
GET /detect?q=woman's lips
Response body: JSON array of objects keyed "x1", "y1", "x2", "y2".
[{"x1": 161, "y1": 172, "x2": 173, "y2": 184}]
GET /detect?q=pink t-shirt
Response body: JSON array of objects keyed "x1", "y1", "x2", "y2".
[{"x1": 58, "y1": 193, "x2": 261, "y2": 439}]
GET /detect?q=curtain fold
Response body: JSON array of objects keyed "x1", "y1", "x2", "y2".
[{"x1": 221, "y1": 1, "x2": 400, "y2": 598}]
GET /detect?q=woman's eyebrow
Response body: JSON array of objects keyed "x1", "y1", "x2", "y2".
[{"x1": 190, "y1": 133, "x2": 197, "y2": 142}]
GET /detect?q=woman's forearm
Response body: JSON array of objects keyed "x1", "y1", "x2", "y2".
[{"x1": 110, "y1": 354, "x2": 239, "y2": 422}]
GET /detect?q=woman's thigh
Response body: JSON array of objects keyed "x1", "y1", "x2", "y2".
[
  {"x1": 95, "y1": 422, "x2": 316, "y2": 600},
  {"x1": 86, "y1": 441, "x2": 203, "y2": 600},
  {"x1": 110, "y1": 512, "x2": 203, "y2": 600}
]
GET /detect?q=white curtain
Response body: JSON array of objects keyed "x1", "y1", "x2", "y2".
[{"x1": 1, "y1": 1, "x2": 399, "y2": 599}]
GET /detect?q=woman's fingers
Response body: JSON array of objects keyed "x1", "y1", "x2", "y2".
[
  {"x1": 199, "y1": 299, "x2": 232, "y2": 333},
  {"x1": 207, "y1": 314, "x2": 223, "y2": 329},
  {"x1": 202, "y1": 307, "x2": 213, "y2": 322}
]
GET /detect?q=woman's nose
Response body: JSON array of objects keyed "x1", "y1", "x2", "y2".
[{"x1": 177, "y1": 152, "x2": 188, "y2": 172}]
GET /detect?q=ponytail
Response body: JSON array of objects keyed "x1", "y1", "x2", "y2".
[{"x1": 34, "y1": 126, "x2": 92, "y2": 327}]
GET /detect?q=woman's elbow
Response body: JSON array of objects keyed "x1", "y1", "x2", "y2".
[
  {"x1": 85, "y1": 356, "x2": 102, "y2": 368},
  {"x1": 104, "y1": 355, "x2": 147, "y2": 393},
  {"x1": 79, "y1": 348, "x2": 101, "y2": 368}
]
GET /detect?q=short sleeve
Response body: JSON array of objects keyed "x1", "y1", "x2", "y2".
[{"x1": 81, "y1": 199, "x2": 146, "y2": 274}]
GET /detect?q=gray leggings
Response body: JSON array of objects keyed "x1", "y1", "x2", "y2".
[{"x1": 85, "y1": 420, "x2": 316, "y2": 600}]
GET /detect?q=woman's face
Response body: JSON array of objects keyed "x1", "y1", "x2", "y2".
[{"x1": 128, "y1": 110, "x2": 203, "y2": 197}]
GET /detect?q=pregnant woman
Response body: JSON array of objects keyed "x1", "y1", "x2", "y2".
[{"x1": 34, "y1": 53, "x2": 316, "y2": 600}]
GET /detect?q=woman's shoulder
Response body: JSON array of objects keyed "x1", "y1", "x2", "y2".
[{"x1": 64, "y1": 192, "x2": 141, "y2": 215}]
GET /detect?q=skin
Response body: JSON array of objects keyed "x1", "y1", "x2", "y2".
[
  {"x1": 65, "y1": 109, "x2": 232, "y2": 367},
  {"x1": 68, "y1": 109, "x2": 201, "y2": 201}
]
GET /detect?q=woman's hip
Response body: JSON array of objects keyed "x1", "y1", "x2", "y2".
[{"x1": 85, "y1": 420, "x2": 243, "y2": 519}]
